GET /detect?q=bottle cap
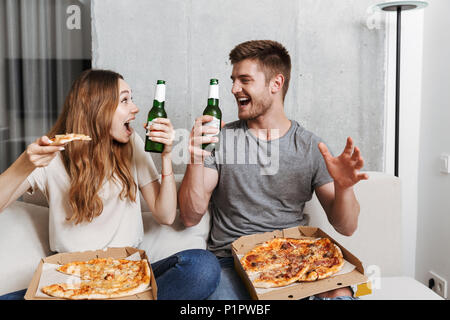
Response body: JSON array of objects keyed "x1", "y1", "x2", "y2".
[
  {"x1": 210, "y1": 79, "x2": 219, "y2": 85},
  {"x1": 157, "y1": 80, "x2": 166, "y2": 85}
]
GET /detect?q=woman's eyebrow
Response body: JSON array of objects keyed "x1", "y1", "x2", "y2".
[{"x1": 120, "y1": 89, "x2": 131, "y2": 95}]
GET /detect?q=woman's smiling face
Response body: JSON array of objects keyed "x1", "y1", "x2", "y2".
[{"x1": 110, "y1": 79, "x2": 139, "y2": 143}]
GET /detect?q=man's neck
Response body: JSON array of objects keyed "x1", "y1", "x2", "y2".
[{"x1": 246, "y1": 102, "x2": 291, "y2": 141}]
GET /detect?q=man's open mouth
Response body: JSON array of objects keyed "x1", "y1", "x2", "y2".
[{"x1": 237, "y1": 97, "x2": 251, "y2": 107}]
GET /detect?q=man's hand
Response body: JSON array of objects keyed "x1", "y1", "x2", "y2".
[
  {"x1": 318, "y1": 137, "x2": 369, "y2": 189},
  {"x1": 189, "y1": 115, "x2": 222, "y2": 164}
]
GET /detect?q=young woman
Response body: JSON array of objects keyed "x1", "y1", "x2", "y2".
[{"x1": 0, "y1": 69, "x2": 220, "y2": 300}]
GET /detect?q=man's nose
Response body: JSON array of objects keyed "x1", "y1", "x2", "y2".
[{"x1": 231, "y1": 82, "x2": 242, "y2": 95}]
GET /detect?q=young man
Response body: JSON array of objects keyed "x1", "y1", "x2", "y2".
[{"x1": 178, "y1": 40, "x2": 369, "y2": 300}]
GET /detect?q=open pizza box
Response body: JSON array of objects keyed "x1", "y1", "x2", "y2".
[
  {"x1": 24, "y1": 247, "x2": 158, "y2": 300},
  {"x1": 231, "y1": 226, "x2": 370, "y2": 300}
]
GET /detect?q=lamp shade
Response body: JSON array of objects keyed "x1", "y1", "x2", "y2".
[{"x1": 374, "y1": 1, "x2": 428, "y2": 12}]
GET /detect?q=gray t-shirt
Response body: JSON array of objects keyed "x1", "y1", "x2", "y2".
[{"x1": 204, "y1": 120, "x2": 333, "y2": 257}]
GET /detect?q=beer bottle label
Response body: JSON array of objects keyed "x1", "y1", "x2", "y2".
[
  {"x1": 155, "y1": 84, "x2": 165, "y2": 102},
  {"x1": 204, "y1": 117, "x2": 220, "y2": 137},
  {"x1": 209, "y1": 84, "x2": 219, "y2": 100}
]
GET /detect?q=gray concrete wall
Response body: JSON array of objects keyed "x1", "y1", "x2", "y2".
[{"x1": 92, "y1": 0, "x2": 385, "y2": 173}]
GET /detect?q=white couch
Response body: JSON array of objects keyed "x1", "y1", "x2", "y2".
[{"x1": 0, "y1": 172, "x2": 442, "y2": 299}]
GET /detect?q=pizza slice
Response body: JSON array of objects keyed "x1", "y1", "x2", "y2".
[
  {"x1": 241, "y1": 238, "x2": 316, "y2": 272},
  {"x1": 251, "y1": 260, "x2": 311, "y2": 288},
  {"x1": 42, "y1": 258, "x2": 151, "y2": 299},
  {"x1": 41, "y1": 278, "x2": 150, "y2": 300},
  {"x1": 297, "y1": 239, "x2": 345, "y2": 281},
  {"x1": 49, "y1": 133, "x2": 92, "y2": 145},
  {"x1": 57, "y1": 258, "x2": 148, "y2": 281},
  {"x1": 241, "y1": 238, "x2": 315, "y2": 288}
]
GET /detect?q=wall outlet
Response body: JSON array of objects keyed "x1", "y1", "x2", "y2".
[
  {"x1": 428, "y1": 271, "x2": 448, "y2": 299},
  {"x1": 440, "y1": 154, "x2": 450, "y2": 173}
]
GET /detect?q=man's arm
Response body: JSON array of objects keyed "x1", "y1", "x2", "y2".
[
  {"x1": 178, "y1": 164, "x2": 218, "y2": 227},
  {"x1": 314, "y1": 182, "x2": 359, "y2": 236},
  {"x1": 315, "y1": 137, "x2": 369, "y2": 236},
  {"x1": 178, "y1": 115, "x2": 221, "y2": 227}
]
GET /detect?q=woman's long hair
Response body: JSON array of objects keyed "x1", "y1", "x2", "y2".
[{"x1": 48, "y1": 69, "x2": 137, "y2": 224}]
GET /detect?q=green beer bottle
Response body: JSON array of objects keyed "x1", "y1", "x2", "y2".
[
  {"x1": 145, "y1": 80, "x2": 167, "y2": 153},
  {"x1": 202, "y1": 79, "x2": 222, "y2": 152}
]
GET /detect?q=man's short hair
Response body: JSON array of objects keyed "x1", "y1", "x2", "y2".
[{"x1": 229, "y1": 40, "x2": 291, "y2": 99}]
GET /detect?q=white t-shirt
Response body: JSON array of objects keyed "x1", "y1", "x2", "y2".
[{"x1": 26, "y1": 133, "x2": 159, "y2": 253}]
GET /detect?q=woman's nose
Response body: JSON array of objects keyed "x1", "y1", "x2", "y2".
[{"x1": 131, "y1": 103, "x2": 139, "y2": 114}]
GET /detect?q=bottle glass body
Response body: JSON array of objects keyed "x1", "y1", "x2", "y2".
[
  {"x1": 145, "y1": 81, "x2": 166, "y2": 153},
  {"x1": 202, "y1": 79, "x2": 221, "y2": 152}
]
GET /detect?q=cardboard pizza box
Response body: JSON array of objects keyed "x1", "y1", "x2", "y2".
[
  {"x1": 231, "y1": 226, "x2": 369, "y2": 300},
  {"x1": 24, "y1": 247, "x2": 157, "y2": 300}
]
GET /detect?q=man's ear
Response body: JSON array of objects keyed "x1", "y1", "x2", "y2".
[{"x1": 270, "y1": 74, "x2": 285, "y2": 95}]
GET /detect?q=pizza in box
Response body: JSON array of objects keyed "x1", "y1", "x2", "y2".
[
  {"x1": 41, "y1": 257, "x2": 151, "y2": 299},
  {"x1": 240, "y1": 237, "x2": 345, "y2": 288}
]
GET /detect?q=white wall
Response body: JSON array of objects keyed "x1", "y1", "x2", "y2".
[
  {"x1": 415, "y1": 0, "x2": 450, "y2": 299},
  {"x1": 383, "y1": 5, "x2": 425, "y2": 278}
]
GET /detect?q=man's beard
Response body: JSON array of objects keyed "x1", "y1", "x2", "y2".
[{"x1": 238, "y1": 95, "x2": 272, "y2": 121}]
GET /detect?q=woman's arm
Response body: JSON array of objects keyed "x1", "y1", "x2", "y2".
[
  {"x1": 140, "y1": 118, "x2": 177, "y2": 225},
  {"x1": 0, "y1": 136, "x2": 63, "y2": 212},
  {"x1": 140, "y1": 154, "x2": 177, "y2": 225}
]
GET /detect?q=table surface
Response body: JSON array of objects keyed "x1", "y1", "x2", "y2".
[{"x1": 360, "y1": 277, "x2": 444, "y2": 300}]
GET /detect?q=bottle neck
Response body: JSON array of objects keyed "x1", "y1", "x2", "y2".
[
  {"x1": 153, "y1": 100, "x2": 165, "y2": 108},
  {"x1": 207, "y1": 98, "x2": 219, "y2": 107}
]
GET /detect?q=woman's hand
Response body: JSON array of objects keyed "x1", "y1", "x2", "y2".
[
  {"x1": 25, "y1": 136, "x2": 65, "y2": 168},
  {"x1": 144, "y1": 118, "x2": 175, "y2": 155}
]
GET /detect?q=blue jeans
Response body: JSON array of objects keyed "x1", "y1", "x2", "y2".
[
  {"x1": 207, "y1": 256, "x2": 252, "y2": 300},
  {"x1": 207, "y1": 257, "x2": 357, "y2": 300},
  {"x1": 0, "y1": 249, "x2": 221, "y2": 300}
]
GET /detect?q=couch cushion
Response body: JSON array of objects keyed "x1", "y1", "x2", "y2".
[
  {"x1": 306, "y1": 171, "x2": 403, "y2": 277},
  {"x1": 0, "y1": 201, "x2": 51, "y2": 295},
  {"x1": 137, "y1": 174, "x2": 211, "y2": 262},
  {"x1": 140, "y1": 210, "x2": 211, "y2": 263}
]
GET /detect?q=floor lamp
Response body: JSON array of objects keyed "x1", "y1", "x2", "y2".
[{"x1": 374, "y1": 1, "x2": 428, "y2": 177}]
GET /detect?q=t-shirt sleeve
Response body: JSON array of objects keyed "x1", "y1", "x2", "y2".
[
  {"x1": 311, "y1": 135, "x2": 334, "y2": 190},
  {"x1": 26, "y1": 167, "x2": 48, "y2": 197},
  {"x1": 132, "y1": 133, "x2": 160, "y2": 187}
]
